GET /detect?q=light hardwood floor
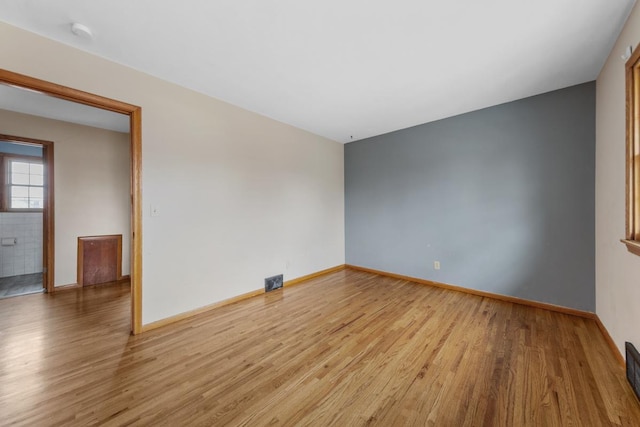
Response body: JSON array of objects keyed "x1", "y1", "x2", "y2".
[{"x1": 0, "y1": 269, "x2": 638, "y2": 426}]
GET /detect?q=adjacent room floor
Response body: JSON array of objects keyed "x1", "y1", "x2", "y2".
[
  {"x1": 0, "y1": 270, "x2": 638, "y2": 426},
  {"x1": 0, "y1": 272, "x2": 43, "y2": 298}
]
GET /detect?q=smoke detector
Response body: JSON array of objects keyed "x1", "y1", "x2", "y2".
[{"x1": 70, "y1": 23, "x2": 93, "y2": 39}]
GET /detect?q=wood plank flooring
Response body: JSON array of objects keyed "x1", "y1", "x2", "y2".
[{"x1": 0, "y1": 269, "x2": 638, "y2": 426}]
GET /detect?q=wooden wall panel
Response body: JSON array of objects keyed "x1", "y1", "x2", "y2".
[{"x1": 78, "y1": 235, "x2": 122, "y2": 286}]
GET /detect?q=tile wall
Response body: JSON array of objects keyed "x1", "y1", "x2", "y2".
[{"x1": 0, "y1": 212, "x2": 43, "y2": 278}]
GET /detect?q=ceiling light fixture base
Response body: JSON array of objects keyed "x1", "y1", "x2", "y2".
[{"x1": 70, "y1": 22, "x2": 93, "y2": 39}]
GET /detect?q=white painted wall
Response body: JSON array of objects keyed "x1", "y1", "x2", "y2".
[
  {"x1": 0, "y1": 22, "x2": 345, "y2": 325},
  {"x1": 595, "y1": 2, "x2": 640, "y2": 355},
  {"x1": 0, "y1": 109, "x2": 131, "y2": 286}
]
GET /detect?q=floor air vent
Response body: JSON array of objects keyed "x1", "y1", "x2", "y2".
[
  {"x1": 626, "y1": 342, "x2": 640, "y2": 401},
  {"x1": 265, "y1": 274, "x2": 283, "y2": 292}
]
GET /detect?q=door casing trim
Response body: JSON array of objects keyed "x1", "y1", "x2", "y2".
[{"x1": 0, "y1": 69, "x2": 143, "y2": 334}]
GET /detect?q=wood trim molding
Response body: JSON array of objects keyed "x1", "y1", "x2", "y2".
[
  {"x1": 284, "y1": 264, "x2": 346, "y2": 288},
  {"x1": 621, "y1": 239, "x2": 640, "y2": 256},
  {"x1": 44, "y1": 141, "x2": 55, "y2": 294},
  {"x1": 141, "y1": 288, "x2": 266, "y2": 333},
  {"x1": 54, "y1": 275, "x2": 131, "y2": 293},
  {"x1": 345, "y1": 264, "x2": 595, "y2": 319},
  {"x1": 0, "y1": 69, "x2": 139, "y2": 113},
  {"x1": 624, "y1": 43, "x2": 640, "y2": 247},
  {"x1": 130, "y1": 108, "x2": 142, "y2": 335},
  {"x1": 57, "y1": 276, "x2": 131, "y2": 290},
  {"x1": 53, "y1": 283, "x2": 82, "y2": 292},
  {"x1": 594, "y1": 315, "x2": 625, "y2": 367},
  {"x1": 141, "y1": 265, "x2": 346, "y2": 333},
  {"x1": 0, "y1": 68, "x2": 144, "y2": 335}
]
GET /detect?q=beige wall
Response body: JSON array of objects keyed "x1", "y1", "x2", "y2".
[
  {"x1": 0, "y1": 21, "x2": 345, "y2": 325},
  {"x1": 0, "y1": 109, "x2": 131, "y2": 286},
  {"x1": 595, "y1": 2, "x2": 640, "y2": 355}
]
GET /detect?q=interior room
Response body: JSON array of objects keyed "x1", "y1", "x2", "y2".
[
  {"x1": 0, "y1": 84, "x2": 132, "y2": 295},
  {"x1": 0, "y1": 0, "x2": 639, "y2": 425}
]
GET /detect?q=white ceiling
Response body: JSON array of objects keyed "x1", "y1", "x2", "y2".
[
  {"x1": 0, "y1": 0, "x2": 635, "y2": 143},
  {"x1": 0, "y1": 84, "x2": 129, "y2": 133}
]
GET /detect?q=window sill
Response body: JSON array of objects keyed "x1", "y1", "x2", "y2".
[{"x1": 621, "y1": 239, "x2": 640, "y2": 256}]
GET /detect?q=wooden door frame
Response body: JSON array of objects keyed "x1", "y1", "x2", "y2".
[
  {"x1": 0, "y1": 69, "x2": 143, "y2": 335},
  {"x1": 0, "y1": 134, "x2": 54, "y2": 293}
]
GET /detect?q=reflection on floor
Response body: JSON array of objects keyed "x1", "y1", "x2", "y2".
[{"x1": 0, "y1": 273, "x2": 43, "y2": 298}]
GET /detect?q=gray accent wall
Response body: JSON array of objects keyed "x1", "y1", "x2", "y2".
[{"x1": 345, "y1": 82, "x2": 595, "y2": 311}]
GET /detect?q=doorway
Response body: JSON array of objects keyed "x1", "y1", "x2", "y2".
[
  {"x1": 0, "y1": 69, "x2": 143, "y2": 334},
  {"x1": 0, "y1": 136, "x2": 53, "y2": 298}
]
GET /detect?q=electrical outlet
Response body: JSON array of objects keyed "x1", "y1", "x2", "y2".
[{"x1": 434, "y1": 261, "x2": 440, "y2": 270}]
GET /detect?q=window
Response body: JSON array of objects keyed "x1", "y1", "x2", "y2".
[
  {"x1": 7, "y1": 159, "x2": 44, "y2": 210},
  {"x1": 624, "y1": 44, "x2": 640, "y2": 256}
]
